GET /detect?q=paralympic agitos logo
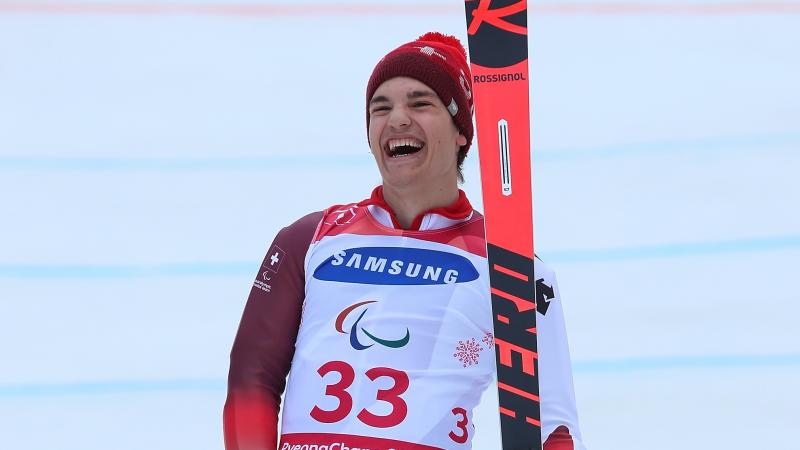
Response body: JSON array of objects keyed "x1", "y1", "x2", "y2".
[
  {"x1": 336, "y1": 301, "x2": 410, "y2": 350},
  {"x1": 313, "y1": 247, "x2": 479, "y2": 285}
]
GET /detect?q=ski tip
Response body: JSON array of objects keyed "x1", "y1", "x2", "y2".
[{"x1": 418, "y1": 32, "x2": 467, "y2": 59}]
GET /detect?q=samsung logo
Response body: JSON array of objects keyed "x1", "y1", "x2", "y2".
[{"x1": 313, "y1": 247, "x2": 479, "y2": 285}]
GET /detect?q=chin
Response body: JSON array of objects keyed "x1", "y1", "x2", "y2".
[{"x1": 381, "y1": 172, "x2": 423, "y2": 189}]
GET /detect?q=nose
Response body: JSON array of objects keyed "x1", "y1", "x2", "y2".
[{"x1": 387, "y1": 105, "x2": 411, "y2": 129}]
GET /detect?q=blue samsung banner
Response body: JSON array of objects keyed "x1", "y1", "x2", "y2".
[{"x1": 313, "y1": 247, "x2": 479, "y2": 285}]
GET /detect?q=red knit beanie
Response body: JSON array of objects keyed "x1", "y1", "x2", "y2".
[{"x1": 366, "y1": 32, "x2": 474, "y2": 155}]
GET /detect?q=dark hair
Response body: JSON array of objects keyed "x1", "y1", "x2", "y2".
[{"x1": 457, "y1": 147, "x2": 467, "y2": 183}]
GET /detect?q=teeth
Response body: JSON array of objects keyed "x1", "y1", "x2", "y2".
[{"x1": 388, "y1": 138, "x2": 423, "y2": 150}]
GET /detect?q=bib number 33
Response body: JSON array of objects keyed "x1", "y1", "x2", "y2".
[{"x1": 310, "y1": 360, "x2": 409, "y2": 428}]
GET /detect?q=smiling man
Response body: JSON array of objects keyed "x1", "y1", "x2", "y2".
[{"x1": 224, "y1": 33, "x2": 585, "y2": 450}]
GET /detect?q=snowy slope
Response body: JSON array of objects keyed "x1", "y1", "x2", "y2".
[{"x1": 1, "y1": 1, "x2": 798, "y2": 449}]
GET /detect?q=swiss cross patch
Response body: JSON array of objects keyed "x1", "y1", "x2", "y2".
[{"x1": 262, "y1": 245, "x2": 286, "y2": 274}]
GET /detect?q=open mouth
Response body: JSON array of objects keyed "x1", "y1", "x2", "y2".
[{"x1": 385, "y1": 137, "x2": 424, "y2": 158}]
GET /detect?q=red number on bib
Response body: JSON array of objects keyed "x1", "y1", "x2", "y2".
[
  {"x1": 310, "y1": 360, "x2": 355, "y2": 423},
  {"x1": 311, "y1": 362, "x2": 410, "y2": 428},
  {"x1": 357, "y1": 367, "x2": 410, "y2": 428},
  {"x1": 449, "y1": 407, "x2": 469, "y2": 444}
]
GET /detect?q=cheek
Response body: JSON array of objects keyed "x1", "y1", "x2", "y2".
[{"x1": 368, "y1": 118, "x2": 384, "y2": 150}]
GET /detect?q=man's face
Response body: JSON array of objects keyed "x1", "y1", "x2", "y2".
[{"x1": 368, "y1": 77, "x2": 467, "y2": 191}]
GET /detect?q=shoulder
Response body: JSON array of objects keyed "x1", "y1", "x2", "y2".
[
  {"x1": 533, "y1": 256, "x2": 564, "y2": 317},
  {"x1": 274, "y1": 211, "x2": 324, "y2": 251},
  {"x1": 534, "y1": 255, "x2": 559, "y2": 291},
  {"x1": 282, "y1": 210, "x2": 324, "y2": 233},
  {"x1": 310, "y1": 201, "x2": 373, "y2": 242}
]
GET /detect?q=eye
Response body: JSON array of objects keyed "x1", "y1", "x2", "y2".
[
  {"x1": 370, "y1": 105, "x2": 391, "y2": 115},
  {"x1": 412, "y1": 101, "x2": 432, "y2": 108}
]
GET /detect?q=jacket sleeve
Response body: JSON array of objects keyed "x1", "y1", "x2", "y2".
[
  {"x1": 537, "y1": 258, "x2": 587, "y2": 450},
  {"x1": 223, "y1": 211, "x2": 322, "y2": 450}
]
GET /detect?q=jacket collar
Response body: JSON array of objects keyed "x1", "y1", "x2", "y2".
[{"x1": 359, "y1": 185, "x2": 474, "y2": 231}]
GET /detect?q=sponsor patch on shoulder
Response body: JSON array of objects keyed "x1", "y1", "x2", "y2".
[{"x1": 324, "y1": 206, "x2": 358, "y2": 226}]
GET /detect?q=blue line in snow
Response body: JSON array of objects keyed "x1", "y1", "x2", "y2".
[
  {"x1": 572, "y1": 354, "x2": 800, "y2": 373},
  {"x1": 0, "y1": 154, "x2": 369, "y2": 171},
  {"x1": 544, "y1": 235, "x2": 800, "y2": 264},
  {"x1": 0, "y1": 379, "x2": 224, "y2": 398},
  {"x1": 1, "y1": 236, "x2": 799, "y2": 278},
  {"x1": 535, "y1": 131, "x2": 800, "y2": 163},
  {"x1": 0, "y1": 262, "x2": 253, "y2": 278},
  {"x1": 1, "y1": 354, "x2": 797, "y2": 398},
  {"x1": 1, "y1": 132, "x2": 797, "y2": 171}
]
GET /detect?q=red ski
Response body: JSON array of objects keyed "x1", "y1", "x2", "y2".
[{"x1": 464, "y1": 1, "x2": 541, "y2": 449}]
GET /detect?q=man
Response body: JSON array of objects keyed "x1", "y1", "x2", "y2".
[{"x1": 224, "y1": 32, "x2": 585, "y2": 450}]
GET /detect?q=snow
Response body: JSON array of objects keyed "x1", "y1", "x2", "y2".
[{"x1": 1, "y1": 1, "x2": 798, "y2": 449}]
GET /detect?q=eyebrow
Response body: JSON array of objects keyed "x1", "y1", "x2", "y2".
[
  {"x1": 369, "y1": 95, "x2": 390, "y2": 105},
  {"x1": 369, "y1": 89, "x2": 437, "y2": 105},
  {"x1": 407, "y1": 90, "x2": 436, "y2": 99}
]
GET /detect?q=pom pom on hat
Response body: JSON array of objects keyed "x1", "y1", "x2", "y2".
[
  {"x1": 416, "y1": 32, "x2": 468, "y2": 60},
  {"x1": 366, "y1": 32, "x2": 474, "y2": 155}
]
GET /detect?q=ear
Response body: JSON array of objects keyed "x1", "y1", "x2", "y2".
[{"x1": 456, "y1": 134, "x2": 467, "y2": 146}]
